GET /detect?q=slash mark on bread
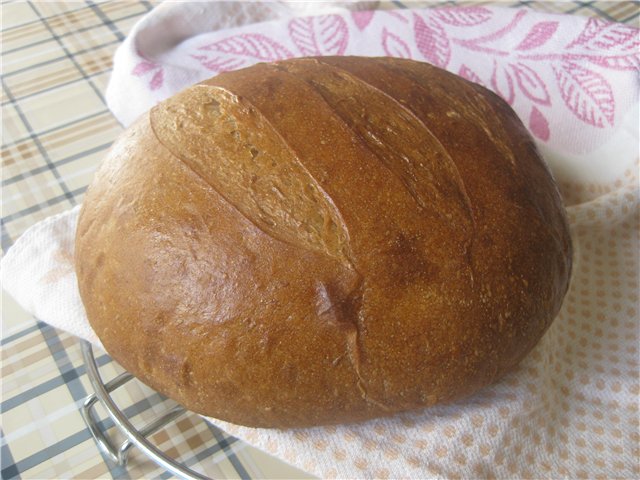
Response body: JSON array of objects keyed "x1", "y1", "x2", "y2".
[{"x1": 149, "y1": 85, "x2": 352, "y2": 263}]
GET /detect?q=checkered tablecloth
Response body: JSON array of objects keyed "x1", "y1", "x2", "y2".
[{"x1": 1, "y1": 1, "x2": 638, "y2": 479}]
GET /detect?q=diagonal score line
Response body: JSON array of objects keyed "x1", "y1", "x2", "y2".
[{"x1": 0, "y1": 77, "x2": 77, "y2": 207}]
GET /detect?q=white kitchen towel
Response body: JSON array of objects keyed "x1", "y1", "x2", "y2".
[{"x1": 2, "y1": 2, "x2": 639, "y2": 479}]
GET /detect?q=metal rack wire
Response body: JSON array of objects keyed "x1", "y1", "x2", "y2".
[{"x1": 80, "y1": 340, "x2": 210, "y2": 480}]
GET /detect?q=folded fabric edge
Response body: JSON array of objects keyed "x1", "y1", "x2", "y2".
[
  {"x1": 1, "y1": 205, "x2": 81, "y2": 276},
  {"x1": 0, "y1": 206, "x2": 104, "y2": 347}
]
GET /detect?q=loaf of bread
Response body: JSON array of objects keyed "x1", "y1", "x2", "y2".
[{"x1": 75, "y1": 56, "x2": 572, "y2": 428}]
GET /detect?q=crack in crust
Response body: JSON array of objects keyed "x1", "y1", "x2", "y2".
[{"x1": 316, "y1": 278, "x2": 391, "y2": 411}]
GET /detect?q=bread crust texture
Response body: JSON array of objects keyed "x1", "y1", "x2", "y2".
[{"x1": 75, "y1": 57, "x2": 572, "y2": 428}]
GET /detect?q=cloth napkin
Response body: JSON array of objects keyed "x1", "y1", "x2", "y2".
[{"x1": 2, "y1": 2, "x2": 639, "y2": 479}]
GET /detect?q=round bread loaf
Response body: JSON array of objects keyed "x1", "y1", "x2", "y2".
[{"x1": 75, "y1": 56, "x2": 572, "y2": 428}]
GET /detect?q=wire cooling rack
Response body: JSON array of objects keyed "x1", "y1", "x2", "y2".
[{"x1": 80, "y1": 341, "x2": 210, "y2": 480}]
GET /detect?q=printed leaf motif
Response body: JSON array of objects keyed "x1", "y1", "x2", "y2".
[
  {"x1": 149, "y1": 69, "x2": 163, "y2": 91},
  {"x1": 585, "y1": 52, "x2": 640, "y2": 71},
  {"x1": 414, "y1": 14, "x2": 450, "y2": 68},
  {"x1": 352, "y1": 10, "x2": 374, "y2": 31},
  {"x1": 131, "y1": 60, "x2": 163, "y2": 91},
  {"x1": 569, "y1": 18, "x2": 639, "y2": 51},
  {"x1": 568, "y1": 17, "x2": 607, "y2": 49},
  {"x1": 529, "y1": 106, "x2": 550, "y2": 141},
  {"x1": 589, "y1": 24, "x2": 638, "y2": 50},
  {"x1": 516, "y1": 21, "x2": 559, "y2": 50},
  {"x1": 199, "y1": 34, "x2": 294, "y2": 61},
  {"x1": 510, "y1": 62, "x2": 551, "y2": 105},
  {"x1": 190, "y1": 55, "x2": 245, "y2": 73},
  {"x1": 553, "y1": 61, "x2": 615, "y2": 128},
  {"x1": 491, "y1": 61, "x2": 515, "y2": 105},
  {"x1": 433, "y1": 7, "x2": 492, "y2": 26},
  {"x1": 450, "y1": 9, "x2": 526, "y2": 51},
  {"x1": 289, "y1": 15, "x2": 349, "y2": 56},
  {"x1": 600, "y1": 25, "x2": 639, "y2": 51},
  {"x1": 382, "y1": 28, "x2": 411, "y2": 58},
  {"x1": 132, "y1": 61, "x2": 157, "y2": 76},
  {"x1": 458, "y1": 64, "x2": 483, "y2": 85}
]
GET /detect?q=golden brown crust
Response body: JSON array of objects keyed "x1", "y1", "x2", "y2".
[{"x1": 75, "y1": 57, "x2": 572, "y2": 428}]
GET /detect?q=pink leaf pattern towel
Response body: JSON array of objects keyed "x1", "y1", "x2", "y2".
[
  {"x1": 193, "y1": 33, "x2": 294, "y2": 72},
  {"x1": 515, "y1": 21, "x2": 559, "y2": 50},
  {"x1": 382, "y1": 27, "x2": 412, "y2": 58},
  {"x1": 433, "y1": 6, "x2": 493, "y2": 27},
  {"x1": 289, "y1": 15, "x2": 349, "y2": 56},
  {"x1": 110, "y1": 4, "x2": 639, "y2": 165},
  {"x1": 553, "y1": 60, "x2": 616, "y2": 127},
  {"x1": 131, "y1": 59, "x2": 164, "y2": 91},
  {"x1": 413, "y1": 13, "x2": 452, "y2": 68},
  {"x1": 352, "y1": 10, "x2": 375, "y2": 31}
]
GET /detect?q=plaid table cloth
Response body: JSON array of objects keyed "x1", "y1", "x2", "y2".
[{"x1": 2, "y1": 1, "x2": 638, "y2": 478}]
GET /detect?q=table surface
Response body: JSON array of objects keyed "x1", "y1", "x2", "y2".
[{"x1": 2, "y1": 1, "x2": 638, "y2": 479}]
